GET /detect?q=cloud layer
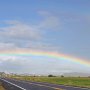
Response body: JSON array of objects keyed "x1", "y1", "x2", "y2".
[
  {"x1": 0, "y1": 11, "x2": 60, "y2": 52},
  {"x1": 0, "y1": 10, "x2": 90, "y2": 75}
]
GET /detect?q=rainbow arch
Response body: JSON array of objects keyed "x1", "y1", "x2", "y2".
[{"x1": 0, "y1": 49, "x2": 90, "y2": 67}]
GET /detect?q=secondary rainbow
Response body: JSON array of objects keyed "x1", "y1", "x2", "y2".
[{"x1": 0, "y1": 49, "x2": 90, "y2": 67}]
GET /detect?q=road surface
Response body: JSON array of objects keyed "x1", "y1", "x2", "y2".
[{"x1": 0, "y1": 78, "x2": 89, "y2": 90}]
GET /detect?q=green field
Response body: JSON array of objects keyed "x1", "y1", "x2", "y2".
[{"x1": 11, "y1": 76, "x2": 90, "y2": 88}]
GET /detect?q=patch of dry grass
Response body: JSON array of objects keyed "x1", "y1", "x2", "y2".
[{"x1": 0, "y1": 82, "x2": 5, "y2": 90}]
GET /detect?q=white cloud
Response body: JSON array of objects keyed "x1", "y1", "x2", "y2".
[
  {"x1": 0, "y1": 41, "x2": 60, "y2": 52},
  {"x1": 0, "y1": 11, "x2": 60, "y2": 41},
  {"x1": 0, "y1": 12, "x2": 61, "y2": 52},
  {"x1": 0, "y1": 42, "x2": 18, "y2": 50},
  {"x1": 0, "y1": 21, "x2": 41, "y2": 39}
]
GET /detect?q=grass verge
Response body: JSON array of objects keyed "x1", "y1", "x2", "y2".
[{"x1": 0, "y1": 82, "x2": 5, "y2": 90}]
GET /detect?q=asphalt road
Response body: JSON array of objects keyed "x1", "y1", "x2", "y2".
[{"x1": 0, "y1": 78, "x2": 90, "y2": 90}]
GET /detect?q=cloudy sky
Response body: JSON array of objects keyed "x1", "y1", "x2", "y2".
[{"x1": 0, "y1": 0, "x2": 90, "y2": 75}]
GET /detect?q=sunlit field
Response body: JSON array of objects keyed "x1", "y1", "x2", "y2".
[{"x1": 11, "y1": 76, "x2": 90, "y2": 88}]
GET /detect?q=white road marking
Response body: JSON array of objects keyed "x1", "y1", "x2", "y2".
[{"x1": 0, "y1": 78, "x2": 26, "y2": 90}]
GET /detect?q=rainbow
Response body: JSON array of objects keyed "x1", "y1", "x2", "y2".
[{"x1": 0, "y1": 49, "x2": 90, "y2": 67}]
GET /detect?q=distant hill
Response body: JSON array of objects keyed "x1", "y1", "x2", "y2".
[{"x1": 63, "y1": 72, "x2": 90, "y2": 77}]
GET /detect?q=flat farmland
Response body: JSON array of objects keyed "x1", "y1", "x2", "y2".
[{"x1": 11, "y1": 76, "x2": 90, "y2": 88}]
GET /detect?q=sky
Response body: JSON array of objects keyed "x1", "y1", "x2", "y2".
[{"x1": 0, "y1": 0, "x2": 90, "y2": 75}]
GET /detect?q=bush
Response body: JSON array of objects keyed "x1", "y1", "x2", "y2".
[
  {"x1": 48, "y1": 74, "x2": 54, "y2": 77},
  {"x1": 61, "y1": 75, "x2": 64, "y2": 77}
]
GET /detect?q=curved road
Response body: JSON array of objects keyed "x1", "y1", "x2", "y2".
[{"x1": 0, "y1": 78, "x2": 90, "y2": 90}]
